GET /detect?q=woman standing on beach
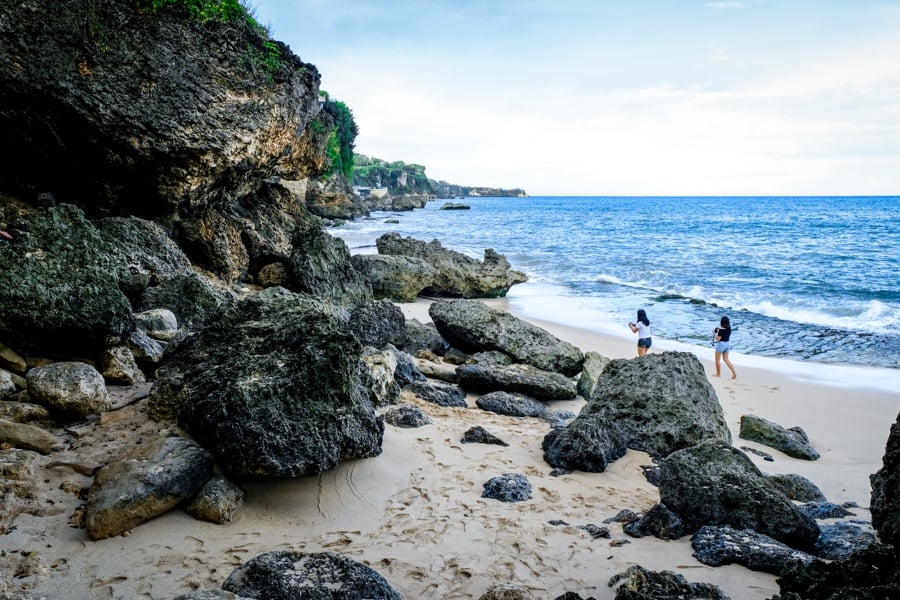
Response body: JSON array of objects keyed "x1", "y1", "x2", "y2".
[
  {"x1": 714, "y1": 316, "x2": 737, "y2": 379},
  {"x1": 628, "y1": 309, "x2": 652, "y2": 356}
]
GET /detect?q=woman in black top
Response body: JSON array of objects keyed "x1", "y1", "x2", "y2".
[{"x1": 713, "y1": 315, "x2": 737, "y2": 379}]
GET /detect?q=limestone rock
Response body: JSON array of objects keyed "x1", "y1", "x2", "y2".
[
  {"x1": 173, "y1": 591, "x2": 254, "y2": 600},
  {"x1": 351, "y1": 254, "x2": 437, "y2": 302},
  {"x1": 222, "y1": 551, "x2": 402, "y2": 600},
  {"x1": 26, "y1": 361, "x2": 110, "y2": 419},
  {"x1": 0, "y1": 419, "x2": 62, "y2": 455},
  {"x1": 479, "y1": 583, "x2": 536, "y2": 599},
  {"x1": 461, "y1": 426, "x2": 509, "y2": 446},
  {"x1": 766, "y1": 473, "x2": 826, "y2": 503},
  {"x1": 127, "y1": 328, "x2": 166, "y2": 365},
  {"x1": 774, "y1": 543, "x2": 900, "y2": 600},
  {"x1": 0, "y1": 342, "x2": 26, "y2": 374},
  {"x1": 542, "y1": 414, "x2": 628, "y2": 473},
  {"x1": 690, "y1": 525, "x2": 816, "y2": 576},
  {"x1": 576, "y1": 351, "x2": 609, "y2": 400},
  {"x1": 870, "y1": 410, "x2": 900, "y2": 552},
  {"x1": 149, "y1": 287, "x2": 384, "y2": 478},
  {"x1": 0, "y1": 400, "x2": 50, "y2": 423},
  {"x1": 383, "y1": 405, "x2": 433, "y2": 428},
  {"x1": 389, "y1": 346, "x2": 426, "y2": 386},
  {"x1": 402, "y1": 319, "x2": 449, "y2": 356},
  {"x1": 403, "y1": 380, "x2": 467, "y2": 408},
  {"x1": 86, "y1": 436, "x2": 214, "y2": 540},
  {"x1": 815, "y1": 521, "x2": 876, "y2": 561},
  {"x1": 659, "y1": 440, "x2": 820, "y2": 551},
  {"x1": 100, "y1": 346, "x2": 146, "y2": 385},
  {"x1": 136, "y1": 272, "x2": 234, "y2": 332},
  {"x1": 607, "y1": 565, "x2": 729, "y2": 600},
  {"x1": 482, "y1": 473, "x2": 532, "y2": 503},
  {"x1": 430, "y1": 299, "x2": 583, "y2": 375},
  {"x1": 577, "y1": 352, "x2": 730, "y2": 459},
  {"x1": 134, "y1": 308, "x2": 179, "y2": 341},
  {"x1": 349, "y1": 299, "x2": 408, "y2": 349},
  {"x1": 456, "y1": 364, "x2": 577, "y2": 400},
  {"x1": 377, "y1": 233, "x2": 526, "y2": 298},
  {"x1": 186, "y1": 477, "x2": 246, "y2": 525},
  {"x1": 362, "y1": 347, "x2": 400, "y2": 408},
  {"x1": 476, "y1": 391, "x2": 548, "y2": 419},
  {"x1": 623, "y1": 503, "x2": 687, "y2": 540},
  {"x1": 0, "y1": 367, "x2": 16, "y2": 399},
  {"x1": 739, "y1": 414, "x2": 820, "y2": 460}
]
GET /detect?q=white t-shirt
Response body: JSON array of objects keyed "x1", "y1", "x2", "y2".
[{"x1": 636, "y1": 321, "x2": 650, "y2": 339}]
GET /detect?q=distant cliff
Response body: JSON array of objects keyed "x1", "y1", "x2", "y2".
[{"x1": 351, "y1": 154, "x2": 527, "y2": 198}]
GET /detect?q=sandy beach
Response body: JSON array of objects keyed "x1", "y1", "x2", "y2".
[{"x1": 4, "y1": 298, "x2": 898, "y2": 600}]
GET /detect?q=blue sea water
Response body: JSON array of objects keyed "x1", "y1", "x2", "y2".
[{"x1": 331, "y1": 196, "x2": 900, "y2": 371}]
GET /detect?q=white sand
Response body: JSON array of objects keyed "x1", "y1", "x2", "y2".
[{"x1": 4, "y1": 298, "x2": 898, "y2": 600}]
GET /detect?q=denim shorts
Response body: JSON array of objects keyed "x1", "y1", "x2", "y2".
[
  {"x1": 716, "y1": 341, "x2": 730, "y2": 353},
  {"x1": 638, "y1": 337, "x2": 652, "y2": 349}
]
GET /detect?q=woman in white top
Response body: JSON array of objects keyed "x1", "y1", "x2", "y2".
[{"x1": 628, "y1": 309, "x2": 652, "y2": 357}]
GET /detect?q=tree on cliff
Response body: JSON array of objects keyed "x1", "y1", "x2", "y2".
[{"x1": 321, "y1": 100, "x2": 358, "y2": 179}]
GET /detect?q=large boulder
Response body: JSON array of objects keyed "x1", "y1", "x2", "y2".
[
  {"x1": 222, "y1": 551, "x2": 402, "y2": 600},
  {"x1": 351, "y1": 254, "x2": 437, "y2": 302},
  {"x1": 576, "y1": 352, "x2": 730, "y2": 459},
  {"x1": 148, "y1": 287, "x2": 384, "y2": 478},
  {"x1": 86, "y1": 436, "x2": 214, "y2": 540},
  {"x1": 739, "y1": 414, "x2": 820, "y2": 460},
  {"x1": 26, "y1": 361, "x2": 110, "y2": 419},
  {"x1": 429, "y1": 300, "x2": 583, "y2": 376},
  {"x1": 377, "y1": 233, "x2": 526, "y2": 298},
  {"x1": 659, "y1": 440, "x2": 820, "y2": 551},
  {"x1": 0, "y1": 204, "x2": 134, "y2": 356},
  {"x1": 871, "y1": 411, "x2": 900, "y2": 552},
  {"x1": 542, "y1": 414, "x2": 627, "y2": 473}
]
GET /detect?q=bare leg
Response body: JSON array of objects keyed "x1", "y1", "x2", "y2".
[
  {"x1": 637, "y1": 346, "x2": 646, "y2": 357},
  {"x1": 723, "y1": 351, "x2": 737, "y2": 379},
  {"x1": 714, "y1": 351, "x2": 722, "y2": 376}
]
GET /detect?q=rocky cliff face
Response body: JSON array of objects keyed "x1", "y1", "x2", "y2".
[{"x1": 0, "y1": 0, "x2": 326, "y2": 220}]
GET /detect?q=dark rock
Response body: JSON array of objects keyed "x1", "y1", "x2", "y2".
[
  {"x1": 766, "y1": 473, "x2": 826, "y2": 503},
  {"x1": 659, "y1": 440, "x2": 820, "y2": 551},
  {"x1": 690, "y1": 525, "x2": 816, "y2": 576},
  {"x1": 542, "y1": 415, "x2": 628, "y2": 473},
  {"x1": 577, "y1": 524, "x2": 610, "y2": 539},
  {"x1": 350, "y1": 254, "x2": 436, "y2": 302},
  {"x1": 389, "y1": 347, "x2": 426, "y2": 386},
  {"x1": 287, "y1": 224, "x2": 373, "y2": 306},
  {"x1": 608, "y1": 565, "x2": 729, "y2": 600},
  {"x1": 461, "y1": 426, "x2": 509, "y2": 446},
  {"x1": 870, "y1": 410, "x2": 900, "y2": 552},
  {"x1": 222, "y1": 550, "x2": 402, "y2": 600},
  {"x1": 482, "y1": 473, "x2": 532, "y2": 503},
  {"x1": 774, "y1": 543, "x2": 900, "y2": 600},
  {"x1": 578, "y1": 353, "x2": 731, "y2": 460},
  {"x1": 377, "y1": 233, "x2": 526, "y2": 298},
  {"x1": 479, "y1": 583, "x2": 536, "y2": 599},
  {"x1": 401, "y1": 318, "x2": 449, "y2": 356},
  {"x1": 0, "y1": 204, "x2": 134, "y2": 355},
  {"x1": 623, "y1": 503, "x2": 687, "y2": 540},
  {"x1": 467, "y1": 350, "x2": 515, "y2": 367},
  {"x1": 100, "y1": 345, "x2": 146, "y2": 385},
  {"x1": 457, "y1": 364, "x2": 577, "y2": 401},
  {"x1": 404, "y1": 380, "x2": 467, "y2": 408},
  {"x1": 796, "y1": 501, "x2": 854, "y2": 521},
  {"x1": 741, "y1": 445, "x2": 775, "y2": 461},
  {"x1": 173, "y1": 591, "x2": 254, "y2": 600},
  {"x1": 137, "y1": 272, "x2": 234, "y2": 332},
  {"x1": 349, "y1": 299, "x2": 407, "y2": 348},
  {"x1": 439, "y1": 202, "x2": 470, "y2": 210},
  {"x1": 640, "y1": 465, "x2": 661, "y2": 487},
  {"x1": 429, "y1": 299, "x2": 583, "y2": 375},
  {"x1": 603, "y1": 510, "x2": 643, "y2": 524},
  {"x1": 815, "y1": 521, "x2": 876, "y2": 560},
  {"x1": 185, "y1": 477, "x2": 246, "y2": 524},
  {"x1": 476, "y1": 391, "x2": 548, "y2": 419},
  {"x1": 383, "y1": 405, "x2": 433, "y2": 428},
  {"x1": 739, "y1": 415, "x2": 820, "y2": 460},
  {"x1": 553, "y1": 594, "x2": 596, "y2": 600},
  {"x1": 86, "y1": 436, "x2": 214, "y2": 540},
  {"x1": 149, "y1": 287, "x2": 384, "y2": 478},
  {"x1": 133, "y1": 309, "x2": 179, "y2": 342}
]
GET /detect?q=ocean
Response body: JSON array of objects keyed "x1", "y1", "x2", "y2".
[{"x1": 330, "y1": 196, "x2": 900, "y2": 374}]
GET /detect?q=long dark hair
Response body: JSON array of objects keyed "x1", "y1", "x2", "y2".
[
  {"x1": 720, "y1": 315, "x2": 731, "y2": 329},
  {"x1": 637, "y1": 309, "x2": 650, "y2": 326}
]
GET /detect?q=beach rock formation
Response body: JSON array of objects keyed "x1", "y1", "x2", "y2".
[
  {"x1": 375, "y1": 233, "x2": 527, "y2": 298},
  {"x1": 544, "y1": 352, "x2": 731, "y2": 468},
  {"x1": 185, "y1": 477, "x2": 246, "y2": 525},
  {"x1": 461, "y1": 425, "x2": 509, "y2": 446},
  {"x1": 222, "y1": 550, "x2": 402, "y2": 599},
  {"x1": 870, "y1": 411, "x2": 900, "y2": 551},
  {"x1": 149, "y1": 288, "x2": 385, "y2": 478},
  {"x1": 476, "y1": 391, "x2": 549, "y2": 419},
  {"x1": 690, "y1": 525, "x2": 816, "y2": 576},
  {"x1": 403, "y1": 380, "x2": 467, "y2": 407},
  {"x1": 739, "y1": 414, "x2": 820, "y2": 460},
  {"x1": 772, "y1": 544, "x2": 900, "y2": 599},
  {"x1": 26, "y1": 361, "x2": 111, "y2": 420},
  {"x1": 85, "y1": 436, "x2": 214, "y2": 540},
  {"x1": 351, "y1": 254, "x2": 437, "y2": 302},
  {"x1": 576, "y1": 351, "x2": 610, "y2": 400},
  {"x1": 814, "y1": 522, "x2": 877, "y2": 561},
  {"x1": 482, "y1": 473, "x2": 533, "y2": 503},
  {"x1": 542, "y1": 414, "x2": 628, "y2": 473},
  {"x1": 659, "y1": 440, "x2": 820, "y2": 551},
  {"x1": 623, "y1": 503, "x2": 687, "y2": 540},
  {"x1": 383, "y1": 405, "x2": 433, "y2": 428},
  {"x1": 607, "y1": 565, "x2": 729, "y2": 600},
  {"x1": 429, "y1": 299, "x2": 583, "y2": 375},
  {"x1": 457, "y1": 363, "x2": 577, "y2": 400},
  {"x1": 766, "y1": 473, "x2": 827, "y2": 503}
]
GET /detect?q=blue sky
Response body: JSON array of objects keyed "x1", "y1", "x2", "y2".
[{"x1": 251, "y1": 1, "x2": 900, "y2": 195}]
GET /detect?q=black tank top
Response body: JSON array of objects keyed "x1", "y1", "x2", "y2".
[{"x1": 718, "y1": 326, "x2": 731, "y2": 342}]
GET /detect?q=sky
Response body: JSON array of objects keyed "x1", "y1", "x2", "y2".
[{"x1": 250, "y1": 0, "x2": 900, "y2": 196}]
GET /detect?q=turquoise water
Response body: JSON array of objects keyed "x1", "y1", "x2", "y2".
[{"x1": 332, "y1": 196, "x2": 900, "y2": 370}]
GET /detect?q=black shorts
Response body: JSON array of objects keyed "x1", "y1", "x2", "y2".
[{"x1": 638, "y1": 337, "x2": 652, "y2": 349}]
